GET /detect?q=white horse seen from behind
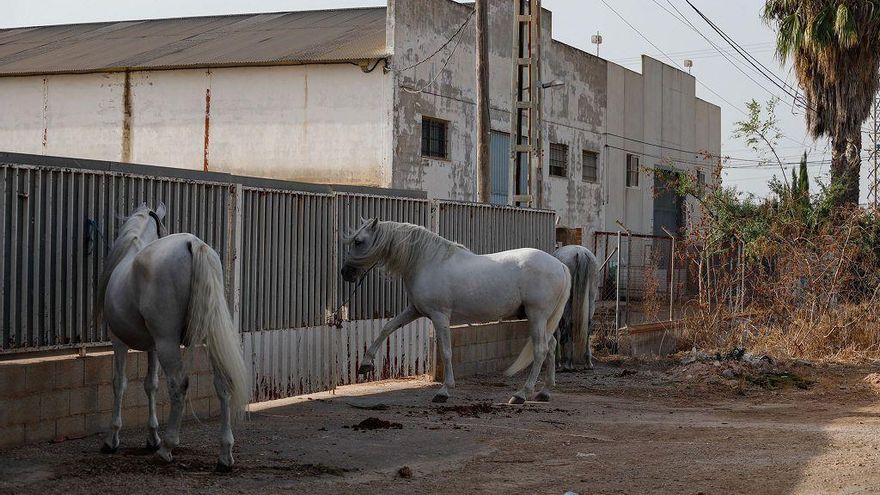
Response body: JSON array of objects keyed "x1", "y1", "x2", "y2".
[
  {"x1": 98, "y1": 203, "x2": 248, "y2": 471},
  {"x1": 554, "y1": 244, "x2": 599, "y2": 370},
  {"x1": 341, "y1": 219, "x2": 571, "y2": 404}
]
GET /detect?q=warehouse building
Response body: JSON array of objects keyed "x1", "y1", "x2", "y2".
[{"x1": 0, "y1": 0, "x2": 720, "y2": 239}]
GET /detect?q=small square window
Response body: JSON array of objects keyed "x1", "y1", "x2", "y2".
[
  {"x1": 582, "y1": 150, "x2": 598, "y2": 183},
  {"x1": 549, "y1": 143, "x2": 568, "y2": 178},
  {"x1": 626, "y1": 154, "x2": 640, "y2": 188},
  {"x1": 421, "y1": 117, "x2": 448, "y2": 159}
]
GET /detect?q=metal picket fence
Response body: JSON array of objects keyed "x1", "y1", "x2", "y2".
[{"x1": 0, "y1": 153, "x2": 557, "y2": 401}]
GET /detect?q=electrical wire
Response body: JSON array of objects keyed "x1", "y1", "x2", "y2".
[
  {"x1": 386, "y1": 9, "x2": 475, "y2": 74},
  {"x1": 653, "y1": 0, "x2": 796, "y2": 105},
  {"x1": 597, "y1": 0, "x2": 750, "y2": 118},
  {"x1": 399, "y1": 18, "x2": 470, "y2": 94},
  {"x1": 682, "y1": 0, "x2": 811, "y2": 112}
]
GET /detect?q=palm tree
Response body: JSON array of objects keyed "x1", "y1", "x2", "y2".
[{"x1": 763, "y1": 1, "x2": 880, "y2": 207}]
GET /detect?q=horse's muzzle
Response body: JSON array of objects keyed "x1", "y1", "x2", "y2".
[{"x1": 340, "y1": 264, "x2": 358, "y2": 282}]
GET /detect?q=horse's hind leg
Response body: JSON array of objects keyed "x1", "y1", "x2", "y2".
[
  {"x1": 155, "y1": 342, "x2": 188, "y2": 463},
  {"x1": 510, "y1": 319, "x2": 548, "y2": 404},
  {"x1": 211, "y1": 365, "x2": 235, "y2": 471},
  {"x1": 585, "y1": 317, "x2": 594, "y2": 370},
  {"x1": 535, "y1": 333, "x2": 556, "y2": 402},
  {"x1": 143, "y1": 350, "x2": 161, "y2": 450},
  {"x1": 102, "y1": 340, "x2": 128, "y2": 453}
]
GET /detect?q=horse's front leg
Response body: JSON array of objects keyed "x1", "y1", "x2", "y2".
[
  {"x1": 358, "y1": 305, "x2": 420, "y2": 375},
  {"x1": 430, "y1": 314, "x2": 454, "y2": 403}
]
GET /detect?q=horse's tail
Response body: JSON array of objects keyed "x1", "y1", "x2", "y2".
[
  {"x1": 186, "y1": 239, "x2": 249, "y2": 418},
  {"x1": 570, "y1": 250, "x2": 591, "y2": 362},
  {"x1": 505, "y1": 265, "x2": 571, "y2": 377}
]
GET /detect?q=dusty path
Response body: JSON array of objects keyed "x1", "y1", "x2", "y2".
[{"x1": 2, "y1": 356, "x2": 880, "y2": 494}]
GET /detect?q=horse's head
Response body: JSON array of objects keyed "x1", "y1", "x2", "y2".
[
  {"x1": 120, "y1": 202, "x2": 168, "y2": 243},
  {"x1": 341, "y1": 217, "x2": 380, "y2": 282}
]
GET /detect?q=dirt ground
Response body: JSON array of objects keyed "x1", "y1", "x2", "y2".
[{"x1": 3, "y1": 355, "x2": 880, "y2": 495}]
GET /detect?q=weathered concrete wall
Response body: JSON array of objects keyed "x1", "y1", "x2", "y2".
[
  {"x1": 0, "y1": 73, "x2": 125, "y2": 161},
  {"x1": 604, "y1": 56, "x2": 721, "y2": 234},
  {"x1": 0, "y1": 64, "x2": 391, "y2": 186},
  {"x1": 434, "y1": 320, "x2": 529, "y2": 381},
  {"x1": 0, "y1": 347, "x2": 217, "y2": 449},
  {"x1": 389, "y1": 0, "x2": 607, "y2": 239}
]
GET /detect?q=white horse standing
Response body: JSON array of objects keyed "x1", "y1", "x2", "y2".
[
  {"x1": 341, "y1": 219, "x2": 570, "y2": 404},
  {"x1": 98, "y1": 203, "x2": 248, "y2": 471},
  {"x1": 554, "y1": 244, "x2": 599, "y2": 370}
]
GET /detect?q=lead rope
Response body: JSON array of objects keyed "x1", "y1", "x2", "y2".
[{"x1": 329, "y1": 262, "x2": 378, "y2": 328}]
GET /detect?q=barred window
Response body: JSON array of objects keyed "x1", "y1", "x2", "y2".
[
  {"x1": 626, "y1": 154, "x2": 640, "y2": 188},
  {"x1": 582, "y1": 150, "x2": 598, "y2": 183},
  {"x1": 421, "y1": 117, "x2": 448, "y2": 159},
  {"x1": 549, "y1": 143, "x2": 568, "y2": 178}
]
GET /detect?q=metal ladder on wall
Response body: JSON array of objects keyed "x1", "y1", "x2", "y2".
[{"x1": 509, "y1": 0, "x2": 543, "y2": 208}]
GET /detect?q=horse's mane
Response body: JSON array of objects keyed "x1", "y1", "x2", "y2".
[
  {"x1": 349, "y1": 221, "x2": 469, "y2": 277},
  {"x1": 96, "y1": 207, "x2": 151, "y2": 322}
]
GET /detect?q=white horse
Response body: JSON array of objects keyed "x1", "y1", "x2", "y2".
[
  {"x1": 341, "y1": 219, "x2": 570, "y2": 404},
  {"x1": 98, "y1": 203, "x2": 248, "y2": 471},
  {"x1": 553, "y1": 244, "x2": 599, "y2": 370}
]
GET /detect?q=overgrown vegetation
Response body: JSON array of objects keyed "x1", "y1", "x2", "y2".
[{"x1": 661, "y1": 98, "x2": 880, "y2": 361}]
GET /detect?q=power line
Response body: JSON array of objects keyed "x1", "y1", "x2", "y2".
[
  {"x1": 604, "y1": 131, "x2": 826, "y2": 166},
  {"x1": 652, "y1": 0, "x2": 795, "y2": 106},
  {"x1": 597, "y1": 0, "x2": 749, "y2": 118},
  {"x1": 597, "y1": 0, "x2": 810, "y2": 154},
  {"x1": 682, "y1": 0, "x2": 811, "y2": 113}
]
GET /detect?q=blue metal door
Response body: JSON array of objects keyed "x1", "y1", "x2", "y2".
[{"x1": 489, "y1": 131, "x2": 528, "y2": 204}]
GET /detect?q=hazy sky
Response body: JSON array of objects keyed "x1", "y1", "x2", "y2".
[{"x1": 5, "y1": 0, "x2": 867, "y2": 199}]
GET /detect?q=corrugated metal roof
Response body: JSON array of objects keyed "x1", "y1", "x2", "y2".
[{"x1": 0, "y1": 7, "x2": 388, "y2": 76}]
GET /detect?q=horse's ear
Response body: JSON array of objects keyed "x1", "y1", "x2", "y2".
[
  {"x1": 368, "y1": 218, "x2": 379, "y2": 230},
  {"x1": 155, "y1": 202, "x2": 167, "y2": 220}
]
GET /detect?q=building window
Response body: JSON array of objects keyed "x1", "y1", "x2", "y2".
[
  {"x1": 626, "y1": 154, "x2": 640, "y2": 188},
  {"x1": 421, "y1": 117, "x2": 448, "y2": 159},
  {"x1": 582, "y1": 150, "x2": 598, "y2": 183},
  {"x1": 696, "y1": 169, "x2": 706, "y2": 195},
  {"x1": 549, "y1": 143, "x2": 568, "y2": 178}
]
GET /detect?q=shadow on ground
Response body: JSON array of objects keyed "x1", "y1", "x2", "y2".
[{"x1": 2, "y1": 357, "x2": 879, "y2": 494}]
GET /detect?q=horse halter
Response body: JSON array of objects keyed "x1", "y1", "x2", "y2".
[{"x1": 147, "y1": 210, "x2": 166, "y2": 238}]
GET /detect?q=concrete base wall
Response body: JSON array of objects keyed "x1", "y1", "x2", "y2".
[
  {"x1": 435, "y1": 320, "x2": 529, "y2": 381},
  {"x1": 0, "y1": 347, "x2": 217, "y2": 449}
]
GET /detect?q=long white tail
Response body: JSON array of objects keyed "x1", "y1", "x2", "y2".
[
  {"x1": 505, "y1": 267, "x2": 571, "y2": 376},
  {"x1": 570, "y1": 250, "x2": 592, "y2": 361},
  {"x1": 186, "y1": 239, "x2": 249, "y2": 417}
]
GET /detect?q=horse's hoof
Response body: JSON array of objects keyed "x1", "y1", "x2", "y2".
[
  {"x1": 215, "y1": 462, "x2": 233, "y2": 473},
  {"x1": 144, "y1": 440, "x2": 161, "y2": 452},
  {"x1": 508, "y1": 395, "x2": 526, "y2": 405},
  {"x1": 431, "y1": 394, "x2": 448, "y2": 403},
  {"x1": 357, "y1": 363, "x2": 374, "y2": 375},
  {"x1": 534, "y1": 391, "x2": 551, "y2": 402},
  {"x1": 156, "y1": 448, "x2": 174, "y2": 463},
  {"x1": 100, "y1": 443, "x2": 117, "y2": 454}
]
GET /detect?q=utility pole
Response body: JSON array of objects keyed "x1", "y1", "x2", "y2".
[
  {"x1": 476, "y1": 0, "x2": 491, "y2": 203},
  {"x1": 509, "y1": 0, "x2": 543, "y2": 208},
  {"x1": 867, "y1": 89, "x2": 880, "y2": 209}
]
